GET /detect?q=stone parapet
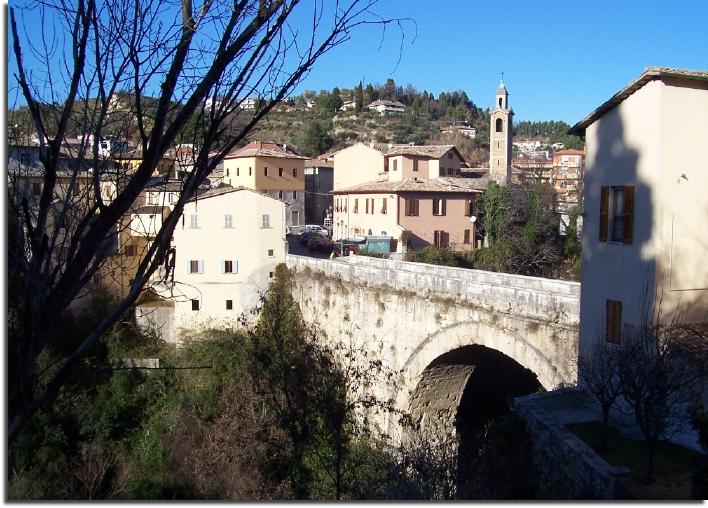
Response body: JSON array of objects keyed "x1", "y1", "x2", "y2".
[{"x1": 286, "y1": 254, "x2": 580, "y2": 326}]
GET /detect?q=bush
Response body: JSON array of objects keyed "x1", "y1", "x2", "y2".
[{"x1": 404, "y1": 246, "x2": 472, "y2": 268}]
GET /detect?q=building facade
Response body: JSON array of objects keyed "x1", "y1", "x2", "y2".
[
  {"x1": 332, "y1": 143, "x2": 484, "y2": 251},
  {"x1": 165, "y1": 187, "x2": 286, "y2": 332},
  {"x1": 222, "y1": 141, "x2": 306, "y2": 229},
  {"x1": 571, "y1": 67, "x2": 708, "y2": 369},
  {"x1": 304, "y1": 156, "x2": 334, "y2": 225}
]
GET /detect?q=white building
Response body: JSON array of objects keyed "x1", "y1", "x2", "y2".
[
  {"x1": 367, "y1": 100, "x2": 406, "y2": 114},
  {"x1": 571, "y1": 67, "x2": 708, "y2": 448},
  {"x1": 166, "y1": 186, "x2": 286, "y2": 334}
]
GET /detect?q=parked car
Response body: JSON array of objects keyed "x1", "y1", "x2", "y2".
[
  {"x1": 331, "y1": 238, "x2": 362, "y2": 256},
  {"x1": 307, "y1": 235, "x2": 333, "y2": 252}
]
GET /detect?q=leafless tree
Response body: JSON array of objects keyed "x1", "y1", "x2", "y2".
[
  {"x1": 615, "y1": 298, "x2": 706, "y2": 483},
  {"x1": 577, "y1": 330, "x2": 623, "y2": 451},
  {"x1": 8, "y1": 0, "x2": 409, "y2": 442}
]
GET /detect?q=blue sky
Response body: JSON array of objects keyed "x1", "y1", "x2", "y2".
[
  {"x1": 291, "y1": 0, "x2": 708, "y2": 124},
  {"x1": 8, "y1": 0, "x2": 707, "y2": 125}
]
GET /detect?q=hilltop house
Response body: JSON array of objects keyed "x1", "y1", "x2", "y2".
[{"x1": 367, "y1": 100, "x2": 406, "y2": 114}]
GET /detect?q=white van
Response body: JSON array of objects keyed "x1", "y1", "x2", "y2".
[{"x1": 304, "y1": 224, "x2": 328, "y2": 236}]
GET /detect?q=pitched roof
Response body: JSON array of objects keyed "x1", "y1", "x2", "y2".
[
  {"x1": 332, "y1": 176, "x2": 486, "y2": 194},
  {"x1": 385, "y1": 144, "x2": 461, "y2": 160},
  {"x1": 367, "y1": 100, "x2": 406, "y2": 108},
  {"x1": 554, "y1": 149, "x2": 585, "y2": 156},
  {"x1": 186, "y1": 184, "x2": 283, "y2": 204},
  {"x1": 569, "y1": 67, "x2": 708, "y2": 135},
  {"x1": 224, "y1": 140, "x2": 307, "y2": 160}
]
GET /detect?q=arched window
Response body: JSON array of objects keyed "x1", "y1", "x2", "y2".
[
  {"x1": 367, "y1": 229, "x2": 373, "y2": 236},
  {"x1": 495, "y1": 118, "x2": 503, "y2": 132},
  {"x1": 498, "y1": 97, "x2": 503, "y2": 108}
]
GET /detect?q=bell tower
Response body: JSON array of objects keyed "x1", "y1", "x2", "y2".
[{"x1": 489, "y1": 76, "x2": 513, "y2": 183}]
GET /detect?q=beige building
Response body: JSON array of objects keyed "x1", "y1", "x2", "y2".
[
  {"x1": 490, "y1": 80, "x2": 513, "y2": 183},
  {"x1": 570, "y1": 67, "x2": 708, "y2": 366},
  {"x1": 160, "y1": 186, "x2": 286, "y2": 333},
  {"x1": 333, "y1": 143, "x2": 484, "y2": 251},
  {"x1": 551, "y1": 149, "x2": 585, "y2": 212},
  {"x1": 222, "y1": 141, "x2": 306, "y2": 229}
]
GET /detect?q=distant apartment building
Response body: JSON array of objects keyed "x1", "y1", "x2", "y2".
[
  {"x1": 222, "y1": 141, "x2": 306, "y2": 229},
  {"x1": 551, "y1": 149, "x2": 585, "y2": 212},
  {"x1": 367, "y1": 100, "x2": 406, "y2": 114},
  {"x1": 570, "y1": 68, "x2": 708, "y2": 387},
  {"x1": 333, "y1": 143, "x2": 485, "y2": 251},
  {"x1": 164, "y1": 187, "x2": 286, "y2": 332},
  {"x1": 304, "y1": 153, "x2": 335, "y2": 225}
]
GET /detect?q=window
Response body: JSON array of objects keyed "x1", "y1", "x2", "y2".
[
  {"x1": 413, "y1": 159, "x2": 419, "y2": 172},
  {"x1": 222, "y1": 260, "x2": 235, "y2": 273},
  {"x1": 279, "y1": 168, "x2": 283, "y2": 177},
  {"x1": 606, "y1": 300, "x2": 622, "y2": 344},
  {"x1": 432, "y1": 198, "x2": 446, "y2": 216},
  {"x1": 464, "y1": 229, "x2": 471, "y2": 244},
  {"x1": 124, "y1": 243, "x2": 137, "y2": 257},
  {"x1": 433, "y1": 230, "x2": 448, "y2": 248},
  {"x1": 148, "y1": 193, "x2": 157, "y2": 204},
  {"x1": 190, "y1": 214, "x2": 199, "y2": 228},
  {"x1": 599, "y1": 186, "x2": 634, "y2": 244},
  {"x1": 291, "y1": 210, "x2": 299, "y2": 225},
  {"x1": 169, "y1": 193, "x2": 177, "y2": 204},
  {"x1": 465, "y1": 199, "x2": 474, "y2": 217},
  {"x1": 226, "y1": 299, "x2": 233, "y2": 310},
  {"x1": 32, "y1": 182, "x2": 42, "y2": 195},
  {"x1": 405, "y1": 198, "x2": 419, "y2": 216},
  {"x1": 237, "y1": 168, "x2": 240, "y2": 176},
  {"x1": 20, "y1": 152, "x2": 32, "y2": 166},
  {"x1": 267, "y1": 249, "x2": 274, "y2": 257},
  {"x1": 249, "y1": 167, "x2": 252, "y2": 176},
  {"x1": 353, "y1": 199, "x2": 359, "y2": 213},
  {"x1": 269, "y1": 271, "x2": 274, "y2": 279},
  {"x1": 381, "y1": 231, "x2": 388, "y2": 235},
  {"x1": 188, "y1": 260, "x2": 204, "y2": 273},
  {"x1": 381, "y1": 198, "x2": 387, "y2": 214},
  {"x1": 448, "y1": 152, "x2": 453, "y2": 159},
  {"x1": 264, "y1": 167, "x2": 268, "y2": 176},
  {"x1": 226, "y1": 168, "x2": 230, "y2": 177},
  {"x1": 278, "y1": 191, "x2": 283, "y2": 199},
  {"x1": 393, "y1": 159, "x2": 398, "y2": 171},
  {"x1": 498, "y1": 97, "x2": 503, "y2": 108},
  {"x1": 495, "y1": 118, "x2": 503, "y2": 132},
  {"x1": 365, "y1": 199, "x2": 369, "y2": 214},
  {"x1": 191, "y1": 299, "x2": 200, "y2": 311},
  {"x1": 262, "y1": 214, "x2": 271, "y2": 228},
  {"x1": 293, "y1": 168, "x2": 298, "y2": 177},
  {"x1": 292, "y1": 191, "x2": 297, "y2": 199},
  {"x1": 224, "y1": 214, "x2": 233, "y2": 228}
]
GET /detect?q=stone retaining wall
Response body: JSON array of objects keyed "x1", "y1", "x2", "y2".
[{"x1": 514, "y1": 391, "x2": 632, "y2": 500}]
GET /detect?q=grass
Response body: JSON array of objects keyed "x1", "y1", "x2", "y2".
[{"x1": 566, "y1": 421, "x2": 703, "y2": 500}]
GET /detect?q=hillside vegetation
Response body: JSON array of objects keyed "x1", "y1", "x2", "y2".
[{"x1": 8, "y1": 78, "x2": 583, "y2": 165}]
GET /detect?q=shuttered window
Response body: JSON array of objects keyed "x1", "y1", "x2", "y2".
[
  {"x1": 221, "y1": 260, "x2": 238, "y2": 274},
  {"x1": 405, "y1": 198, "x2": 419, "y2": 216},
  {"x1": 599, "y1": 187, "x2": 609, "y2": 242},
  {"x1": 606, "y1": 300, "x2": 622, "y2": 344},
  {"x1": 432, "y1": 199, "x2": 446, "y2": 216},
  {"x1": 622, "y1": 186, "x2": 634, "y2": 244},
  {"x1": 188, "y1": 260, "x2": 204, "y2": 273},
  {"x1": 600, "y1": 186, "x2": 634, "y2": 244}
]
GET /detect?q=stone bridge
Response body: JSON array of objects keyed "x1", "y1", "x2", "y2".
[{"x1": 286, "y1": 254, "x2": 580, "y2": 438}]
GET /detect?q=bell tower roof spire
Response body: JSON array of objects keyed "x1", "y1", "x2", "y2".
[{"x1": 497, "y1": 72, "x2": 508, "y2": 95}]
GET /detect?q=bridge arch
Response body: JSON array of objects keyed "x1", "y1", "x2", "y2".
[{"x1": 394, "y1": 319, "x2": 566, "y2": 418}]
